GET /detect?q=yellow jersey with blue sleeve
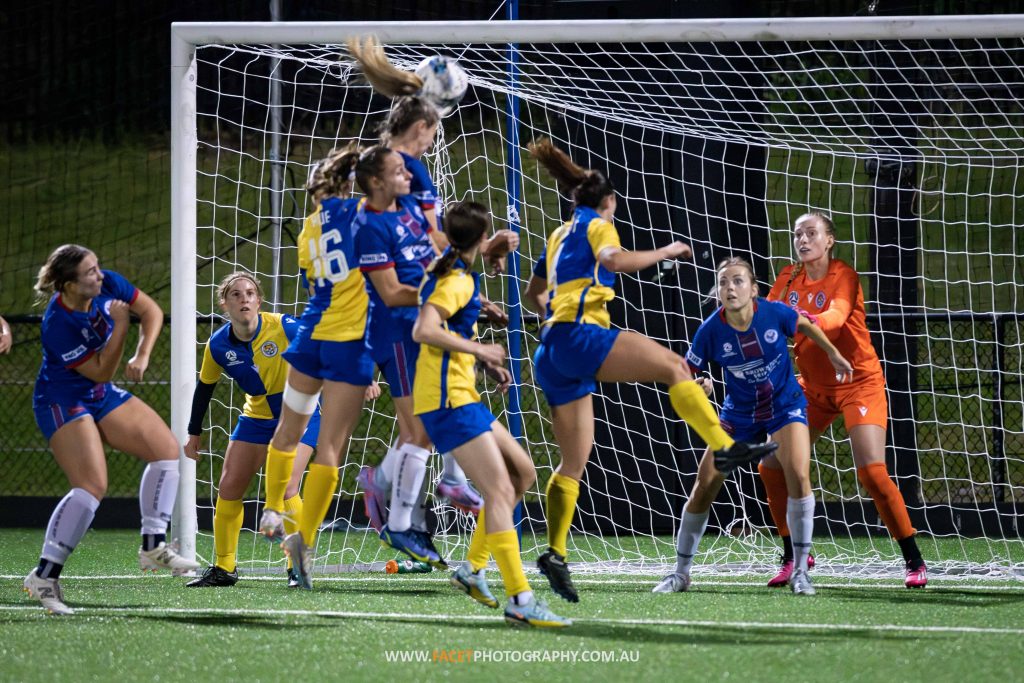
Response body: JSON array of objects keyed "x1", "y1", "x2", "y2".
[
  {"x1": 198, "y1": 312, "x2": 298, "y2": 420},
  {"x1": 413, "y1": 254, "x2": 482, "y2": 414},
  {"x1": 534, "y1": 205, "x2": 621, "y2": 328},
  {"x1": 296, "y1": 196, "x2": 369, "y2": 341}
]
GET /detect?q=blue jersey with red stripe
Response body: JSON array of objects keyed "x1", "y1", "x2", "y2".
[
  {"x1": 400, "y1": 152, "x2": 438, "y2": 217},
  {"x1": 355, "y1": 193, "x2": 435, "y2": 345},
  {"x1": 685, "y1": 299, "x2": 802, "y2": 423},
  {"x1": 34, "y1": 270, "x2": 138, "y2": 404}
]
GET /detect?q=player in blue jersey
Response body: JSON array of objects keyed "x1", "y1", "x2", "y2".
[
  {"x1": 182, "y1": 271, "x2": 322, "y2": 588},
  {"x1": 254, "y1": 147, "x2": 379, "y2": 590},
  {"x1": 652, "y1": 257, "x2": 852, "y2": 596},
  {"x1": 23, "y1": 245, "x2": 199, "y2": 615},
  {"x1": 412, "y1": 201, "x2": 570, "y2": 627},
  {"x1": 523, "y1": 140, "x2": 780, "y2": 603}
]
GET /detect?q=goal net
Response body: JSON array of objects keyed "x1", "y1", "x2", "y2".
[{"x1": 171, "y1": 18, "x2": 1024, "y2": 579}]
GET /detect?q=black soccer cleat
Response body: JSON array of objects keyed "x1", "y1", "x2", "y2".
[
  {"x1": 713, "y1": 440, "x2": 779, "y2": 474},
  {"x1": 185, "y1": 565, "x2": 238, "y2": 588},
  {"x1": 537, "y1": 550, "x2": 579, "y2": 603}
]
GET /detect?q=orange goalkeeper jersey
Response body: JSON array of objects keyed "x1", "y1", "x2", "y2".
[{"x1": 768, "y1": 258, "x2": 884, "y2": 390}]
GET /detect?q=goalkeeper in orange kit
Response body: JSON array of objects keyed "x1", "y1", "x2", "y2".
[{"x1": 765, "y1": 211, "x2": 927, "y2": 588}]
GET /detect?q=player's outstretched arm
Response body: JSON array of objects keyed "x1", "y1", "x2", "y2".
[
  {"x1": 412, "y1": 302, "x2": 506, "y2": 367},
  {"x1": 797, "y1": 315, "x2": 853, "y2": 383},
  {"x1": 598, "y1": 241, "x2": 691, "y2": 274}
]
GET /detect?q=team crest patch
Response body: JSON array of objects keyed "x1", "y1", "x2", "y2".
[
  {"x1": 723, "y1": 342, "x2": 733, "y2": 353},
  {"x1": 764, "y1": 329, "x2": 779, "y2": 343},
  {"x1": 788, "y1": 291, "x2": 799, "y2": 307},
  {"x1": 261, "y1": 341, "x2": 279, "y2": 358},
  {"x1": 815, "y1": 291, "x2": 827, "y2": 308},
  {"x1": 225, "y1": 350, "x2": 237, "y2": 362}
]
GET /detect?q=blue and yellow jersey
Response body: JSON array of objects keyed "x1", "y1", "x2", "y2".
[
  {"x1": 533, "y1": 206, "x2": 621, "y2": 328},
  {"x1": 199, "y1": 312, "x2": 299, "y2": 420},
  {"x1": 296, "y1": 196, "x2": 369, "y2": 342},
  {"x1": 413, "y1": 255, "x2": 482, "y2": 414}
]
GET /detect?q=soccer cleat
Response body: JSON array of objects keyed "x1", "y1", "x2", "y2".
[
  {"x1": 287, "y1": 566, "x2": 301, "y2": 588},
  {"x1": 905, "y1": 560, "x2": 928, "y2": 589},
  {"x1": 281, "y1": 533, "x2": 313, "y2": 590},
  {"x1": 713, "y1": 440, "x2": 779, "y2": 474},
  {"x1": 258, "y1": 509, "x2": 286, "y2": 542},
  {"x1": 767, "y1": 553, "x2": 816, "y2": 588},
  {"x1": 652, "y1": 572, "x2": 691, "y2": 593},
  {"x1": 412, "y1": 529, "x2": 449, "y2": 570},
  {"x1": 450, "y1": 565, "x2": 499, "y2": 608},
  {"x1": 185, "y1": 565, "x2": 238, "y2": 588},
  {"x1": 23, "y1": 569, "x2": 73, "y2": 616},
  {"x1": 380, "y1": 525, "x2": 445, "y2": 569},
  {"x1": 536, "y1": 550, "x2": 579, "y2": 603},
  {"x1": 436, "y1": 479, "x2": 484, "y2": 515},
  {"x1": 504, "y1": 596, "x2": 572, "y2": 628},
  {"x1": 139, "y1": 542, "x2": 201, "y2": 576},
  {"x1": 789, "y1": 568, "x2": 816, "y2": 596},
  {"x1": 356, "y1": 466, "x2": 389, "y2": 533}
]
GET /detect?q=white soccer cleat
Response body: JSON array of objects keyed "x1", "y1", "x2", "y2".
[
  {"x1": 789, "y1": 568, "x2": 816, "y2": 596},
  {"x1": 652, "y1": 573, "x2": 691, "y2": 593},
  {"x1": 139, "y1": 542, "x2": 201, "y2": 576},
  {"x1": 24, "y1": 569, "x2": 74, "y2": 616},
  {"x1": 259, "y1": 509, "x2": 286, "y2": 541}
]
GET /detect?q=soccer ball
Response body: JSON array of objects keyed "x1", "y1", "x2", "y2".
[{"x1": 414, "y1": 55, "x2": 468, "y2": 116}]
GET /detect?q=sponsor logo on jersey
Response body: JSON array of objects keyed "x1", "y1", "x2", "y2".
[
  {"x1": 261, "y1": 341, "x2": 279, "y2": 358},
  {"x1": 788, "y1": 291, "x2": 799, "y2": 307},
  {"x1": 815, "y1": 291, "x2": 827, "y2": 308},
  {"x1": 788, "y1": 408, "x2": 804, "y2": 418},
  {"x1": 721, "y1": 341, "x2": 735, "y2": 357},
  {"x1": 61, "y1": 345, "x2": 87, "y2": 362},
  {"x1": 104, "y1": 300, "x2": 113, "y2": 315},
  {"x1": 360, "y1": 253, "x2": 389, "y2": 265},
  {"x1": 685, "y1": 350, "x2": 703, "y2": 367},
  {"x1": 764, "y1": 329, "x2": 779, "y2": 344},
  {"x1": 859, "y1": 405, "x2": 868, "y2": 416}
]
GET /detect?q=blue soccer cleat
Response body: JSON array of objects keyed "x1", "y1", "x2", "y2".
[
  {"x1": 504, "y1": 596, "x2": 572, "y2": 628},
  {"x1": 380, "y1": 525, "x2": 446, "y2": 569},
  {"x1": 450, "y1": 565, "x2": 499, "y2": 609}
]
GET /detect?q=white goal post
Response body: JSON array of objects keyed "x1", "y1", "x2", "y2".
[{"x1": 171, "y1": 16, "x2": 1024, "y2": 578}]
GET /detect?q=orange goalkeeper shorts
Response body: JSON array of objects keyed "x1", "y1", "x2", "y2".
[{"x1": 799, "y1": 376, "x2": 888, "y2": 433}]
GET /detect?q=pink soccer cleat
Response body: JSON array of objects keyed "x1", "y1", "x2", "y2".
[
  {"x1": 905, "y1": 561, "x2": 928, "y2": 588},
  {"x1": 767, "y1": 553, "x2": 815, "y2": 588},
  {"x1": 356, "y1": 466, "x2": 389, "y2": 533},
  {"x1": 436, "y1": 479, "x2": 483, "y2": 515}
]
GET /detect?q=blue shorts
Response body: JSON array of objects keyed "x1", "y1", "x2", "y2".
[
  {"x1": 33, "y1": 383, "x2": 134, "y2": 441},
  {"x1": 231, "y1": 412, "x2": 321, "y2": 449},
  {"x1": 720, "y1": 400, "x2": 808, "y2": 443},
  {"x1": 282, "y1": 333, "x2": 373, "y2": 386},
  {"x1": 419, "y1": 402, "x2": 497, "y2": 453},
  {"x1": 370, "y1": 337, "x2": 419, "y2": 399},
  {"x1": 534, "y1": 323, "x2": 620, "y2": 407}
]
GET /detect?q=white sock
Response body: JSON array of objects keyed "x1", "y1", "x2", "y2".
[
  {"x1": 410, "y1": 476, "x2": 430, "y2": 532},
  {"x1": 389, "y1": 444, "x2": 430, "y2": 532},
  {"x1": 139, "y1": 459, "x2": 178, "y2": 535},
  {"x1": 511, "y1": 590, "x2": 534, "y2": 606},
  {"x1": 674, "y1": 507, "x2": 709, "y2": 576},
  {"x1": 378, "y1": 437, "x2": 403, "y2": 489},
  {"x1": 440, "y1": 452, "x2": 466, "y2": 485},
  {"x1": 41, "y1": 487, "x2": 100, "y2": 565},
  {"x1": 787, "y1": 494, "x2": 815, "y2": 572}
]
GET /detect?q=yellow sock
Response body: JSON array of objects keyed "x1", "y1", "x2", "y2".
[
  {"x1": 668, "y1": 381, "x2": 734, "y2": 451},
  {"x1": 264, "y1": 444, "x2": 296, "y2": 511},
  {"x1": 466, "y1": 508, "x2": 490, "y2": 573},
  {"x1": 283, "y1": 495, "x2": 304, "y2": 569},
  {"x1": 545, "y1": 473, "x2": 579, "y2": 558},
  {"x1": 487, "y1": 529, "x2": 530, "y2": 598},
  {"x1": 299, "y1": 463, "x2": 338, "y2": 546},
  {"x1": 213, "y1": 497, "x2": 244, "y2": 573}
]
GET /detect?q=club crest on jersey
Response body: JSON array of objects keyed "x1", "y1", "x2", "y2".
[
  {"x1": 261, "y1": 341, "x2": 279, "y2": 358},
  {"x1": 722, "y1": 342, "x2": 734, "y2": 356},
  {"x1": 815, "y1": 291, "x2": 826, "y2": 308},
  {"x1": 788, "y1": 291, "x2": 799, "y2": 307},
  {"x1": 764, "y1": 329, "x2": 779, "y2": 343}
]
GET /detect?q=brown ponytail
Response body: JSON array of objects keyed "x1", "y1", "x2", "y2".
[
  {"x1": 347, "y1": 35, "x2": 423, "y2": 98},
  {"x1": 307, "y1": 143, "x2": 361, "y2": 200},
  {"x1": 528, "y1": 138, "x2": 614, "y2": 209},
  {"x1": 35, "y1": 244, "x2": 92, "y2": 301},
  {"x1": 427, "y1": 201, "x2": 491, "y2": 278}
]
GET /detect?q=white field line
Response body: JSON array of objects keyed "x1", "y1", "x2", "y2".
[
  {"x1": 1, "y1": 603, "x2": 1023, "y2": 636},
  {"x1": 2, "y1": 573, "x2": 1023, "y2": 590}
]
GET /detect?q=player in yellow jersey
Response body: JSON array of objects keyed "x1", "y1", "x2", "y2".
[
  {"x1": 183, "y1": 272, "x2": 322, "y2": 588},
  {"x1": 257, "y1": 147, "x2": 376, "y2": 590},
  {"x1": 412, "y1": 202, "x2": 570, "y2": 627},
  {"x1": 523, "y1": 139, "x2": 779, "y2": 602}
]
